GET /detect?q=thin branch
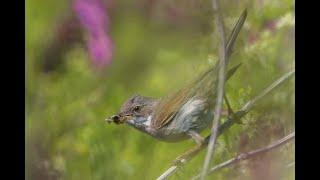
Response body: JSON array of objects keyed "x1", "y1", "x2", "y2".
[
  {"x1": 156, "y1": 68, "x2": 295, "y2": 180},
  {"x1": 240, "y1": 69, "x2": 295, "y2": 112},
  {"x1": 219, "y1": 68, "x2": 295, "y2": 133},
  {"x1": 192, "y1": 132, "x2": 295, "y2": 180},
  {"x1": 156, "y1": 166, "x2": 178, "y2": 180},
  {"x1": 200, "y1": 0, "x2": 227, "y2": 179}
]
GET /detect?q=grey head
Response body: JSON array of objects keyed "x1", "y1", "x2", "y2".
[{"x1": 107, "y1": 95, "x2": 158, "y2": 127}]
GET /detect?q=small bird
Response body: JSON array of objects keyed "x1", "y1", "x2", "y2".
[{"x1": 106, "y1": 10, "x2": 247, "y2": 163}]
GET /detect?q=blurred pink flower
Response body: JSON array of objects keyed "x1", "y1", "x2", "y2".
[
  {"x1": 73, "y1": 0, "x2": 114, "y2": 68},
  {"x1": 88, "y1": 34, "x2": 113, "y2": 66}
]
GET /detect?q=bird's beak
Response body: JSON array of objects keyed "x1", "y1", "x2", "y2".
[{"x1": 105, "y1": 113, "x2": 133, "y2": 124}]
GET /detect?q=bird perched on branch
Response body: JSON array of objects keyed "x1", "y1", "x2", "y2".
[{"x1": 106, "y1": 9, "x2": 247, "y2": 164}]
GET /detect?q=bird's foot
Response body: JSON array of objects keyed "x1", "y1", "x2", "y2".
[{"x1": 187, "y1": 130, "x2": 205, "y2": 146}]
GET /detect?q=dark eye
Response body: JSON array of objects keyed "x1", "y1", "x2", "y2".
[{"x1": 133, "y1": 105, "x2": 141, "y2": 111}]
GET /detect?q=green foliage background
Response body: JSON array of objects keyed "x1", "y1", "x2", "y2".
[{"x1": 26, "y1": 0, "x2": 294, "y2": 179}]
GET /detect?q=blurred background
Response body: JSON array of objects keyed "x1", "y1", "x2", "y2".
[{"x1": 26, "y1": 0, "x2": 294, "y2": 179}]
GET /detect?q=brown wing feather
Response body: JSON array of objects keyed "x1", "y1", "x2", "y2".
[{"x1": 151, "y1": 87, "x2": 191, "y2": 129}]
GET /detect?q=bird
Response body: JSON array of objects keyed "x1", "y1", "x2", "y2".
[{"x1": 106, "y1": 10, "x2": 247, "y2": 164}]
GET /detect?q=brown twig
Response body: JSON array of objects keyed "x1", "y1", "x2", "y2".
[
  {"x1": 200, "y1": 0, "x2": 228, "y2": 179},
  {"x1": 192, "y1": 132, "x2": 295, "y2": 180},
  {"x1": 156, "y1": 68, "x2": 295, "y2": 180}
]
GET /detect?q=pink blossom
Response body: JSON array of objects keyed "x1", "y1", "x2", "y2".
[{"x1": 73, "y1": 0, "x2": 114, "y2": 68}]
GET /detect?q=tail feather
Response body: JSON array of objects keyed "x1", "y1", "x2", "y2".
[
  {"x1": 225, "y1": 9, "x2": 247, "y2": 65},
  {"x1": 194, "y1": 9, "x2": 247, "y2": 86}
]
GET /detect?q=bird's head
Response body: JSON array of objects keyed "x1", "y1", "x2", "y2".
[{"x1": 106, "y1": 95, "x2": 158, "y2": 125}]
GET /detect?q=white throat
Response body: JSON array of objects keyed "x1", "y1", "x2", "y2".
[{"x1": 143, "y1": 115, "x2": 152, "y2": 126}]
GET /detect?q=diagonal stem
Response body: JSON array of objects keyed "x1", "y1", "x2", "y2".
[{"x1": 240, "y1": 69, "x2": 295, "y2": 112}]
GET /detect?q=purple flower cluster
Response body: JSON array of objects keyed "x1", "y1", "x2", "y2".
[{"x1": 73, "y1": 0, "x2": 114, "y2": 68}]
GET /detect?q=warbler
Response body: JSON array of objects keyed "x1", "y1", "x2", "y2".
[{"x1": 106, "y1": 9, "x2": 247, "y2": 163}]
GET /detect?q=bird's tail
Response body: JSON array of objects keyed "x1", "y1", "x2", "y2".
[{"x1": 191, "y1": 9, "x2": 247, "y2": 97}]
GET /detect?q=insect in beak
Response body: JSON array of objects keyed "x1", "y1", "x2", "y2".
[{"x1": 105, "y1": 114, "x2": 133, "y2": 124}]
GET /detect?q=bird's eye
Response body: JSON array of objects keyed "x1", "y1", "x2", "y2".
[{"x1": 133, "y1": 105, "x2": 141, "y2": 111}]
